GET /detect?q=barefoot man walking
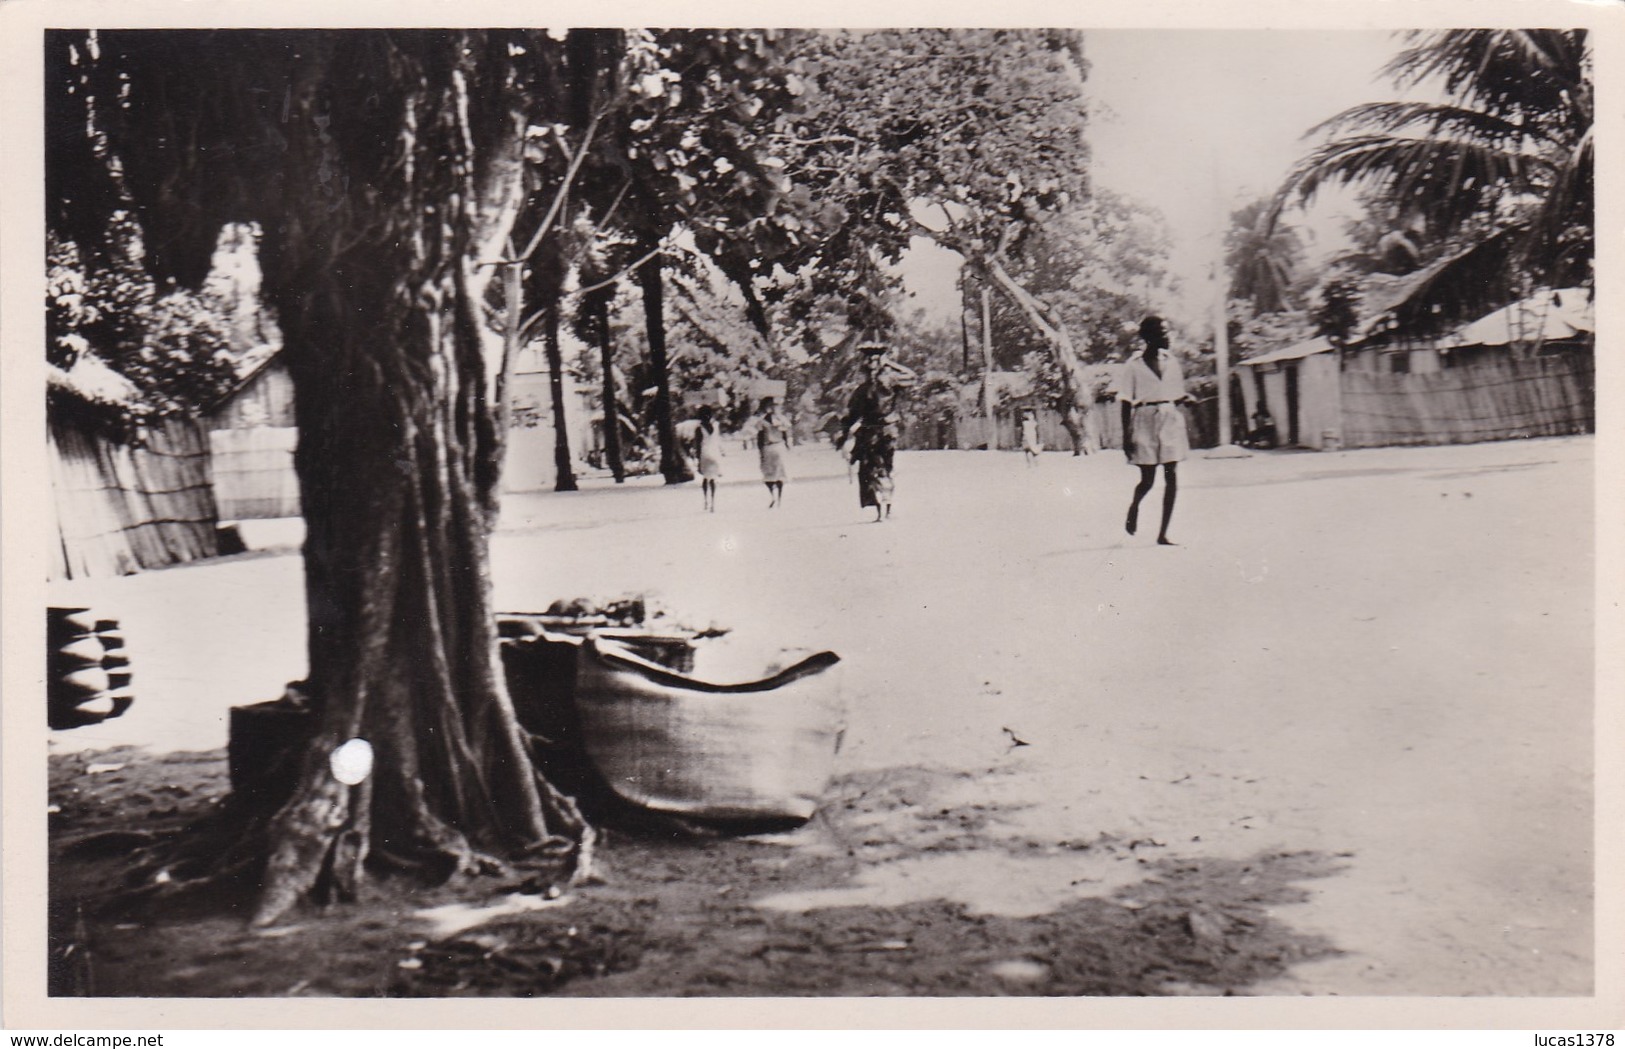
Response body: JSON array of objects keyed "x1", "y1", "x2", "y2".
[{"x1": 1118, "y1": 316, "x2": 1193, "y2": 546}]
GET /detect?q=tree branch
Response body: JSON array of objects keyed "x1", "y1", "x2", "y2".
[
  {"x1": 494, "y1": 252, "x2": 523, "y2": 451},
  {"x1": 575, "y1": 233, "x2": 680, "y2": 297},
  {"x1": 984, "y1": 255, "x2": 1088, "y2": 408},
  {"x1": 513, "y1": 112, "x2": 601, "y2": 265},
  {"x1": 477, "y1": 112, "x2": 603, "y2": 270}
]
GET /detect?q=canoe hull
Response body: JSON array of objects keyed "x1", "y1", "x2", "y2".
[{"x1": 574, "y1": 637, "x2": 844, "y2": 822}]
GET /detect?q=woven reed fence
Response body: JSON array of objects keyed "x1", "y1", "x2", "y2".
[
  {"x1": 1092, "y1": 397, "x2": 1220, "y2": 451},
  {"x1": 209, "y1": 426, "x2": 301, "y2": 519},
  {"x1": 49, "y1": 415, "x2": 221, "y2": 580},
  {"x1": 1340, "y1": 353, "x2": 1594, "y2": 449},
  {"x1": 925, "y1": 408, "x2": 1073, "y2": 451},
  {"x1": 898, "y1": 398, "x2": 1220, "y2": 454},
  {"x1": 1075, "y1": 397, "x2": 1220, "y2": 452}
]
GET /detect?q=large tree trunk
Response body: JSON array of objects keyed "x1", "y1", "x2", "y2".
[
  {"x1": 262, "y1": 47, "x2": 587, "y2": 929},
  {"x1": 68, "y1": 30, "x2": 592, "y2": 929},
  {"x1": 269, "y1": 285, "x2": 584, "y2": 925},
  {"x1": 207, "y1": 34, "x2": 590, "y2": 927},
  {"x1": 637, "y1": 245, "x2": 692, "y2": 485},
  {"x1": 544, "y1": 307, "x2": 579, "y2": 492}
]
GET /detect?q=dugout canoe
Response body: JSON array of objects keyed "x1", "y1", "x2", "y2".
[{"x1": 573, "y1": 634, "x2": 844, "y2": 823}]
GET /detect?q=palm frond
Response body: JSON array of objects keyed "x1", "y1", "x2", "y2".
[
  {"x1": 1282, "y1": 134, "x2": 1533, "y2": 229},
  {"x1": 1311, "y1": 101, "x2": 1558, "y2": 151},
  {"x1": 1225, "y1": 214, "x2": 1304, "y2": 313},
  {"x1": 1332, "y1": 228, "x2": 1424, "y2": 278},
  {"x1": 1525, "y1": 129, "x2": 1593, "y2": 285},
  {"x1": 1387, "y1": 30, "x2": 1585, "y2": 109}
]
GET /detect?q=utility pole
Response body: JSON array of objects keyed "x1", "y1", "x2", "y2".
[
  {"x1": 1210, "y1": 148, "x2": 1234, "y2": 449},
  {"x1": 959, "y1": 268, "x2": 972, "y2": 371},
  {"x1": 1213, "y1": 263, "x2": 1233, "y2": 448},
  {"x1": 981, "y1": 283, "x2": 996, "y2": 450}
]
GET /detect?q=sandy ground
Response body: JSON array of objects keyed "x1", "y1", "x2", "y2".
[{"x1": 45, "y1": 436, "x2": 1594, "y2": 997}]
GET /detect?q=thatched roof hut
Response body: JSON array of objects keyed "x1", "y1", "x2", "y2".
[{"x1": 48, "y1": 353, "x2": 221, "y2": 579}]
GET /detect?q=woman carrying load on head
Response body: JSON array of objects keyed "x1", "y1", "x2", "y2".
[
  {"x1": 1117, "y1": 315, "x2": 1194, "y2": 546},
  {"x1": 756, "y1": 396, "x2": 791, "y2": 508},
  {"x1": 839, "y1": 341, "x2": 914, "y2": 523},
  {"x1": 691, "y1": 404, "x2": 725, "y2": 513}
]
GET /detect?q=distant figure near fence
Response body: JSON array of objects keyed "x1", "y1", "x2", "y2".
[
  {"x1": 1020, "y1": 408, "x2": 1043, "y2": 466},
  {"x1": 1117, "y1": 316, "x2": 1193, "y2": 546}
]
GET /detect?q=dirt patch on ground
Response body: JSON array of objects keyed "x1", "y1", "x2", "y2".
[
  {"x1": 50, "y1": 748, "x2": 1345, "y2": 998},
  {"x1": 41, "y1": 441, "x2": 1597, "y2": 998}
]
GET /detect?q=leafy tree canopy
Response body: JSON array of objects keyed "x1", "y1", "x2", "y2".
[{"x1": 48, "y1": 216, "x2": 238, "y2": 429}]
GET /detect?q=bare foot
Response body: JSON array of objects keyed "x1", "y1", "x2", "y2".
[{"x1": 1157, "y1": 537, "x2": 1177, "y2": 546}]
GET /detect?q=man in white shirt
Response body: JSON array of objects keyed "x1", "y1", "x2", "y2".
[{"x1": 1116, "y1": 316, "x2": 1192, "y2": 545}]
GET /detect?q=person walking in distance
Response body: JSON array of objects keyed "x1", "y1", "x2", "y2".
[
  {"x1": 1118, "y1": 316, "x2": 1192, "y2": 545},
  {"x1": 840, "y1": 342, "x2": 913, "y2": 522},
  {"x1": 692, "y1": 405, "x2": 724, "y2": 513},
  {"x1": 755, "y1": 396, "x2": 790, "y2": 508},
  {"x1": 1020, "y1": 407, "x2": 1042, "y2": 467}
]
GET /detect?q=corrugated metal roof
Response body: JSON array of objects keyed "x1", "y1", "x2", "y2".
[
  {"x1": 1237, "y1": 287, "x2": 1595, "y2": 366},
  {"x1": 1443, "y1": 289, "x2": 1594, "y2": 348},
  {"x1": 1239, "y1": 336, "x2": 1334, "y2": 367}
]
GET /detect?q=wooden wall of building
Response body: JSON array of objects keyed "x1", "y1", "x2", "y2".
[
  {"x1": 208, "y1": 426, "x2": 302, "y2": 519},
  {"x1": 205, "y1": 360, "x2": 301, "y2": 519}
]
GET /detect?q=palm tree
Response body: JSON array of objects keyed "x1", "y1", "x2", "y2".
[
  {"x1": 1333, "y1": 196, "x2": 1431, "y2": 277},
  {"x1": 1225, "y1": 198, "x2": 1306, "y2": 314},
  {"x1": 1276, "y1": 30, "x2": 1591, "y2": 332}
]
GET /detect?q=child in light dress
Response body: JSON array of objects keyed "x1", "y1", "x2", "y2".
[{"x1": 1020, "y1": 408, "x2": 1042, "y2": 466}]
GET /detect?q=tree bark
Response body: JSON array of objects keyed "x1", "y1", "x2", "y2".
[
  {"x1": 544, "y1": 307, "x2": 579, "y2": 492},
  {"x1": 590, "y1": 286, "x2": 627, "y2": 483},
  {"x1": 221, "y1": 35, "x2": 589, "y2": 927},
  {"x1": 495, "y1": 261, "x2": 524, "y2": 446},
  {"x1": 1061, "y1": 404, "x2": 1087, "y2": 456},
  {"x1": 980, "y1": 283, "x2": 996, "y2": 449},
  {"x1": 637, "y1": 245, "x2": 692, "y2": 484},
  {"x1": 265, "y1": 274, "x2": 587, "y2": 924},
  {"x1": 64, "y1": 30, "x2": 594, "y2": 929}
]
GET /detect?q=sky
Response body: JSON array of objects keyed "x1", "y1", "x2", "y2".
[{"x1": 902, "y1": 28, "x2": 1411, "y2": 331}]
